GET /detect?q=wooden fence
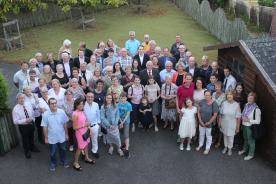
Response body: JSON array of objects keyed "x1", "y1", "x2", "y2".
[
  {"x1": 175, "y1": 0, "x2": 251, "y2": 43},
  {"x1": 0, "y1": 110, "x2": 18, "y2": 155}
]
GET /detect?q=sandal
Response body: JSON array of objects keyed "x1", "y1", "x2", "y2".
[
  {"x1": 73, "y1": 164, "x2": 82, "y2": 171},
  {"x1": 85, "y1": 159, "x2": 96, "y2": 165}
]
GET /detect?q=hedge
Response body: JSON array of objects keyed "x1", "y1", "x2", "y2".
[
  {"x1": 0, "y1": 72, "x2": 8, "y2": 112},
  {"x1": 258, "y1": 0, "x2": 275, "y2": 7}
]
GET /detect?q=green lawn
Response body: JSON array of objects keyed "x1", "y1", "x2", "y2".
[{"x1": 0, "y1": 0, "x2": 219, "y2": 63}]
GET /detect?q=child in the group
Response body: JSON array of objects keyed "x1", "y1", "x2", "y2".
[
  {"x1": 139, "y1": 97, "x2": 153, "y2": 130},
  {"x1": 128, "y1": 76, "x2": 144, "y2": 132},
  {"x1": 178, "y1": 98, "x2": 197, "y2": 151},
  {"x1": 206, "y1": 74, "x2": 218, "y2": 94},
  {"x1": 145, "y1": 76, "x2": 161, "y2": 132},
  {"x1": 118, "y1": 92, "x2": 132, "y2": 158}
]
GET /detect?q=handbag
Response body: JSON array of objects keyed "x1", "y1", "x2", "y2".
[
  {"x1": 101, "y1": 126, "x2": 108, "y2": 135},
  {"x1": 251, "y1": 108, "x2": 265, "y2": 140},
  {"x1": 164, "y1": 84, "x2": 176, "y2": 109},
  {"x1": 82, "y1": 128, "x2": 90, "y2": 141}
]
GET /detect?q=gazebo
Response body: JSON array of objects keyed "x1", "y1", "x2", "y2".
[{"x1": 203, "y1": 37, "x2": 276, "y2": 167}]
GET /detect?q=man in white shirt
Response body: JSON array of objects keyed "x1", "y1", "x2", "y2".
[
  {"x1": 84, "y1": 92, "x2": 101, "y2": 158},
  {"x1": 223, "y1": 66, "x2": 237, "y2": 92},
  {"x1": 12, "y1": 93, "x2": 40, "y2": 159},
  {"x1": 61, "y1": 52, "x2": 72, "y2": 78},
  {"x1": 13, "y1": 61, "x2": 29, "y2": 93},
  {"x1": 79, "y1": 62, "x2": 92, "y2": 83},
  {"x1": 159, "y1": 61, "x2": 176, "y2": 83}
]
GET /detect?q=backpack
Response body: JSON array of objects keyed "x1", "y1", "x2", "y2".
[{"x1": 251, "y1": 107, "x2": 265, "y2": 140}]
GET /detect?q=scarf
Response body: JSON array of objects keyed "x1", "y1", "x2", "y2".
[{"x1": 242, "y1": 103, "x2": 257, "y2": 117}]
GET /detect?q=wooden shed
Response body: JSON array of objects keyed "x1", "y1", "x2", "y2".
[{"x1": 204, "y1": 37, "x2": 276, "y2": 167}]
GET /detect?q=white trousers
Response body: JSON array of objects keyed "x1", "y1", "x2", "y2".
[
  {"x1": 223, "y1": 135, "x2": 234, "y2": 149},
  {"x1": 199, "y1": 126, "x2": 212, "y2": 150},
  {"x1": 90, "y1": 124, "x2": 100, "y2": 153}
]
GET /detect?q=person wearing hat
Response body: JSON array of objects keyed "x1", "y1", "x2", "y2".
[
  {"x1": 23, "y1": 70, "x2": 39, "y2": 93},
  {"x1": 12, "y1": 93, "x2": 40, "y2": 159}
]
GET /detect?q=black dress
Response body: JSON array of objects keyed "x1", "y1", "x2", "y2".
[
  {"x1": 52, "y1": 74, "x2": 69, "y2": 89},
  {"x1": 139, "y1": 104, "x2": 153, "y2": 128}
]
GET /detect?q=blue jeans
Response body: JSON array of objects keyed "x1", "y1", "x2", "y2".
[{"x1": 50, "y1": 142, "x2": 67, "y2": 167}]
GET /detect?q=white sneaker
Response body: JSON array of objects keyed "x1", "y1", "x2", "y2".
[
  {"x1": 176, "y1": 137, "x2": 181, "y2": 143},
  {"x1": 118, "y1": 149, "x2": 124, "y2": 157},
  {"x1": 244, "y1": 155, "x2": 254, "y2": 161},
  {"x1": 227, "y1": 149, "x2": 232, "y2": 156},
  {"x1": 186, "y1": 144, "x2": 191, "y2": 151},
  {"x1": 69, "y1": 145, "x2": 74, "y2": 152},
  {"x1": 179, "y1": 143, "x2": 184, "y2": 151},
  {"x1": 203, "y1": 149, "x2": 210, "y2": 155},
  {"x1": 108, "y1": 146, "x2": 114, "y2": 155},
  {"x1": 222, "y1": 147, "x2": 227, "y2": 154},
  {"x1": 138, "y1": 122, "x2": 143, "y2": 128},
  {"x1": 154, "y1": 126, "x2": 159, "y2": 132},
  {"x1": 238, "y1": 150, "x2": 246, "y2": 155},
  {"x1": 196, "y1": 146, "x2": 202, "y2": 151},
  {"x1": 132, "y1": 124, "x2": 135, "y2": 133}
]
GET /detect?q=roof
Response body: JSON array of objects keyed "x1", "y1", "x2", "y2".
[{"x1": 203, "y1": 37, "x2": 276, "y2": 93}]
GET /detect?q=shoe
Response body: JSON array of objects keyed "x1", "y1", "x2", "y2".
[
  {"x1": 149, "y1": 123, "x2": 153, "y2": 129},
  {"x1": 50, "y1": 164, "x2": 56, "y2": 171},
  {"x1": 63, "y1": 163, "x2": 70, "y2": 168},
  {"x1": 203, "y1": 149, "x2": 210, "y2": 155},
  {"x1": 69, "y1": 145, "x2": 74, "y2": 152},
  {"x1": 176, "y1": 137, "x2": 181, "y2": 143},
  {"x1": 154, "y1": 126, "x2": 159, "y2": 132},
  {"x1": 120, "y1": 144, "x2": 126, "y2": 150},
  {"x1": 92, "y1": 152, "x2": 100, "y2": 159},
  {"x1": 179, "y1": 143, "x2": 184, "y2": 151},
  {"x1": 227, "y1": 149, "x2": 232, "y2": 156},
  {"x1": 25, "y1": 151, "x2": 31, "y2": 159},
  {"x1": 244, "y1": 155, "x2": 254, "y2": 161},
  {"x1": 196, "y1": 146, "x2": 202, "y2": 151},
  {"x1": 108, "y1": 146, "x2": 114, "y2": 155},
  {"x1": 186, "y1": 144, "x2": 191, "y2": 151},
  {"x1": 138, "y1": 122, "x2": 143, "y2": 128},
  {"x1": 124, "y1": 150, "x2": 130, "y2": 159},
  {"x1": 238, "y1": 150, "x2": 246, "y2": 155},
  {"x1": 132, "y1": 124, "x2": 135, "y2": 133},
  {"x1": 222, "y1": 147, "x2": 227, "y2": 154},
  {"x1": 73, "y1": 164, "x2": 82, "y2": 171},
  {"x1": 85, "y1": 159, "x2": 96, "y2": 165},
  {"x1": 31, "y1": 147, "x2": 40, "y2": 153},
  {"x1": 118, "y1": 149, "x2": 124, "y2": 157}
]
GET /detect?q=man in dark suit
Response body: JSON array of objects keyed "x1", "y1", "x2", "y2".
[
  {"x1": 158, "y1": 47, "x2": 176, "y2": 70},
  {"x1": 185, "y1": 56, "x2": 201, "y2": 82},
  {"x1": 139, "y1": 61, "x2": 161, "y2": 87},
  {"x1": 60, "y1": 52, "x2": 74, "y2": 78},
  {"x1": 170, "y1": 35, "x2": 184, "y2": 58},
  {"x1": 73, "y1": 49, "x2": 90, "y2": 68},
  {"x1": 79, "y1": 41, "x2": 93, "y2": 59},
  {"x1": 206, "y1": 61, "x2": 225, "y2": 84},
  {"x1": 133, "y1": 45, "x2": 150, "y2": 70}
]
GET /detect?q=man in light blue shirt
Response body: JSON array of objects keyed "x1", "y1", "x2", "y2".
[
  {"x1": 41, "y1": 98, "x2": 69, "y2": 171},
  {"x1": 84, "y1": 92, "x2": 101, "y2": 158},
  {"x1": 159, "y1": 61, "x2": 176, "y2": 84},
  {"x1": 125, "y1": 31, "x2": 140, "y2": 57},
  {"x1": 13, "y1": 61, "x2": 29, "y2": 93}
]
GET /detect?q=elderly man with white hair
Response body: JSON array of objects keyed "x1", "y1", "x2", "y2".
[
  {"x1": 12, "y1": 93, "x2": 40, "y2": 159},
  {"x1": 185, "y1": 56, "x2": 201, "y2": 82},
  {"x1": 141, "y1": 34, "x2": 150, "y2": 52},
  {"x1": 159, "y1": 61, "x2": 176, "y2": 84},
  {"x1": 139, "y1": 60, "x2": 161, "y2": 86},
  {"x1": 79, "y1": 62, "x2": 92, "y2": 83},
  {"x1": 206, "y1": 61, "x2": 225, "y2": 83},
  {"x1": 125, "y1": 31, "x2": 140, "y2": 57},
  {"x1": 61, "y1": 52, "x2": 74, "y2": 78},
  {"x1": 35, "y1": 52, "x2": 45, "y2": 73},
  {"x1": 118, "y1": 48, "x2": 133, "y2": 70}
]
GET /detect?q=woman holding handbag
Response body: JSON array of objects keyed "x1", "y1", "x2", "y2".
[
  {"x1": 161, "y1": 75, "x2": 178, "y2": 130},
  {"x1": 72, "y1": 97, "x2": 95, "y2": 171}
]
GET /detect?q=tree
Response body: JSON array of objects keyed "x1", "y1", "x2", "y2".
[{"x1": 0, "y1": 0, "x2": 128, "y2": 21}]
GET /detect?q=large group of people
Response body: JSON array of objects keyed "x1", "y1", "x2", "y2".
[{"x1": 12, "y1": 31, "x2": 261, "y2": 172}]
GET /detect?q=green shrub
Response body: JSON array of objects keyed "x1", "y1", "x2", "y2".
[
  {"x1": 258, "y1": 0, "x2": 275, "y2": 7},
  {"x1": 0, "y1": 72, "x2": 8, "y2": 111}
]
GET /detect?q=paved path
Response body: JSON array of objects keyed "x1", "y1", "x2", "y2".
[{"x1": 0, "y1": 63, "x2": 275, "y2": 184}]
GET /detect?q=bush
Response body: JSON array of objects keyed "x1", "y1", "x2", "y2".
[
  {"x1": 0, "y1": 72, "x2": 8, "y2": 111},
  {"x1": 258, "y1": 0, "x2": 275, "y2": 7}
]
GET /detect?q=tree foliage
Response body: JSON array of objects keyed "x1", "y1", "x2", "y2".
[
  {"x1": 258, "y1": 0, "x2": 275, "y2": 7},
  {"x1": 0, "y1": 72, "x2": 8, "y2": 111},
  {"x1": 0, "y1": 0, "x2": 128, "y2": 21}
]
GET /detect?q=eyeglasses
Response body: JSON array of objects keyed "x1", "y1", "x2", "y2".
[{"x1": 50, "y1": 102, "x2": 57, "y2": 105}]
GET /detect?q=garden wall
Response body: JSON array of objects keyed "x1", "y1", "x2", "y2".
[{"x1": 175, "y1": 0, "x2": 251, "y2": 43}]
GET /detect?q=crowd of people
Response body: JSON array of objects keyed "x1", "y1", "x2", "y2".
[{"x1": 12, "y1": 31, "x2": 261, "y2": 172}]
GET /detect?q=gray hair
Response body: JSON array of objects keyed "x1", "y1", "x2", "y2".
[
  {"x1": 61, "y1": 52, "x2": 69, "y2": 58},
  {"x1": 129, "y1": 31, "x2": 135, "y2": 36},
  {"x1": 16, "y1": 93, "x2": 25, "y2": 99},
  {"x1": 175, "y1": 62, "x2": 185, "y2": 69},
  {"x1": 63, "y1": 39, "x2": 71, "y2": 46},
  {"x1": 56, "y1": 64, "x2": 64, "y2": 70},
  {"x1": 146, "y1": 60, "x2": 153, "y2": 66},
  {"x1": 165, "y1": 61, "x2": 173, "y2": 67}
]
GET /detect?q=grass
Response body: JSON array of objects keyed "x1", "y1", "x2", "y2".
[{"x1": 0, "y1": 0, "x2": 219, "y2": 63}]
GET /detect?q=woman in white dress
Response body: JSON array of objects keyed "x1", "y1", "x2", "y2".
[
  {"x1": 48, "y1": 79, "x2": 66, "y2": 108},
  {"x1": 219, "y1": 90, "x2": 241, "y2": 156},
  {"x1": 178, "y1": 98, "x2": 197, "y2": 151}
]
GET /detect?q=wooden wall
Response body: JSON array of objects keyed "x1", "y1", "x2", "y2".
[{"x1": 217, "y1": 47, "x2": 276, "y2": 167}]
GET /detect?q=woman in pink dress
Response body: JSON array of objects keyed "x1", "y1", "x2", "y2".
[{"x1": 72, "y1": 97, "x2": 95, "y2": 171}]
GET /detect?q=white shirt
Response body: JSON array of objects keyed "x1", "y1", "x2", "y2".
[
  {"x1": 189, "y1": 67, "x2": 195, "y2": 76},
  {"x1": 64, "y1": 62, "x2": 71, "y2": 77},
  {"x1": 79, "y1": 70, "x2": 92, "y2": 83},
  {"x1": 139, "y1": 54, "x2": 144, "y2": 65},
  {"x1": 23, "y1": 78, "x2": 39, "y2": 92},
  {"x1": 79, "y1": 56, "x2": 85, "y2": 64},
  {"x1": 84, "y1": 102, "x2": 101, "y2": 125},
  {"x1": 39, "y1": 97, "x2": 50, "y2": 114},
  {"x1": 223, "y1": 74, "x2": 237, "y2": 92},
  {"x1": 24, "y1": 94, "x2": 41, "y2": 117},
  {"x1": 12, "y1": 102, "x2": 34, "y2": 125},
  {"x1": 48, "y1": 88, "x2": 66, "y2": 108}
]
